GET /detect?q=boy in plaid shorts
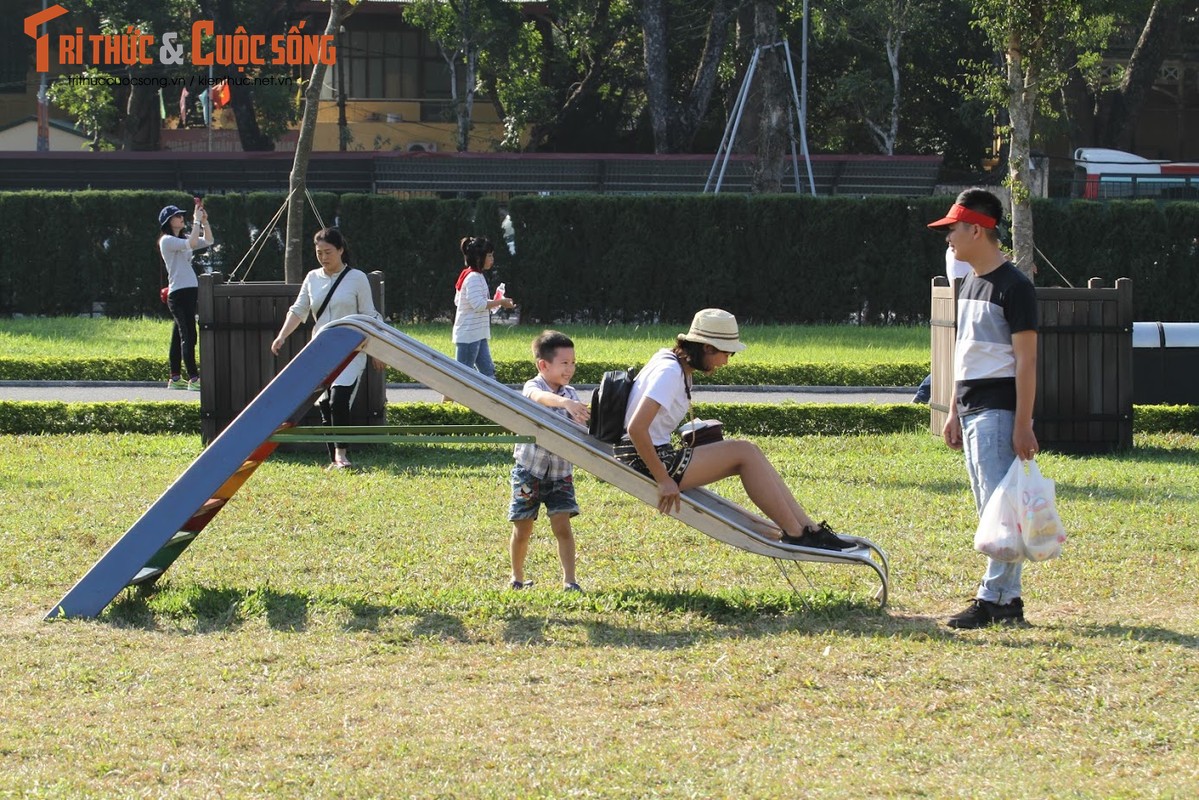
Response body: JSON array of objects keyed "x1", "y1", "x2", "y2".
[{"x1": 508, "y1": 331, "x2": 590, "y2": 591}]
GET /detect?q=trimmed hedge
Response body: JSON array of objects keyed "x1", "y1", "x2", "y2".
[
  {"x1": 1134, "y1": 404, "x2": 1199, "y2": 435},
  {"x1": 2, "y1": 401, "x2": 1195, "y2": 437},
  {"x1": 0, "y1": 401, "x2": 200, "y2": 434},
  {"x1": 0, "y1": 357, "x2": 928, "y2": 387},
  {"x1": 0, "y1": 191, "x2": 504, "y2": 321},
  {"x1": 5, "y1": 192, "x2": 1197, "y2": 323},
  {"x1": 0, "y1": 357, "x2": 164, "y2": 381}
]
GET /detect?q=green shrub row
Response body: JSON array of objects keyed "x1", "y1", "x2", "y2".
[
  {"x1": 0, "y1": 401, "x2": 200, "y2": 434},
  {"x1": 4, "y1": 191, "x2": 1197, "y2": 323},
  {"x1": 0, "y1": 357, "x2": 928, "y2": 387},
  {"x1": 0, "y1": 357, "x2": 164, "y2": 381},
  {"x1": 0, "y1": 191, "x2": 505, "y2": 320},
  {"x1": 2, "y1": 401, "x2": 1195, "y2": 437}
]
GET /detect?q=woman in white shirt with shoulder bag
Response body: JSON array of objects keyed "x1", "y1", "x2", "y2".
[{"x1": 271, "y1": 228, "x2": 381, "y2": 470}]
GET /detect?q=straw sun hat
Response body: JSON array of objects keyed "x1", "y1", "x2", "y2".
[{"x1": 678, "y1": 308, "x2": 746, "y2": 353}]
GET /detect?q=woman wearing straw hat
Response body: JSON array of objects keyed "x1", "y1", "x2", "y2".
[{"x1": 615, "y1": 308, "x2": 855, "y2": 551}]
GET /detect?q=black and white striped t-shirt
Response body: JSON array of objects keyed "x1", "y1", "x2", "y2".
[{"x1": 953, "y1": 261, "x2": 1038, "y2": 414}]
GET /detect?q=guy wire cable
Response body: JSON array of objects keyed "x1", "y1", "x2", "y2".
[
  {"x1": 305, "y1": 187, "x2": 326, "y2": 231},
  {"x1": 1035, "y1": 245, "x2": 1074, "y2": 287},
  {"x1": 227, "y1": 188, "x2": 294, "y2": 283}
]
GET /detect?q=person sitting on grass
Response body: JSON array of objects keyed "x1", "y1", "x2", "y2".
[
  {"x1": 508, "y1": 330, "x2": 590, "y2": 592},
  {"x1": 615, "y1": 308, "x2": 856, "y2": 552}
]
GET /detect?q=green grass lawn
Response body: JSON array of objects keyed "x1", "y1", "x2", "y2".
[
  {"x1": 0, "y1": 317, "x2": 931, "y2": 365},
  {"x1": 1, "y1": 431, "x2": 1195, "y2": 797}
]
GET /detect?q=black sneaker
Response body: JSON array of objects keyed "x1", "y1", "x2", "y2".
[
  {"x1": 780, "y1": 521, "x2": 855, "y2": 551},
  {"x1": 563, "y1": 582, "x2": 582, "y2": 593},
  {"x1": 992, "y1": 597, "x2": 1025, "y2": 625},
  {"x1": 509, "y1": 579, "x2": 532, "y2": 590},
  {"x1": 947, "y1": 598, "x2": 1025, "y2": 629}
]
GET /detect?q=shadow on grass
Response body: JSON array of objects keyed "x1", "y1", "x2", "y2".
[
  {"x1": 104, "y1": 583, "x2": 902, "y2": 645},
  {"x1": 104, "y1": 584, "x2": 1196, "y2": 648},
  {"x1": 265, "y1": 446, "x2": 513, "y2": 478},
  {"x1": 1094, "y1": 445, "x2": 1199, "y2": 467},
  {"x1": 1072, "y1": 622, "x2": 1197, "y2": 649}
]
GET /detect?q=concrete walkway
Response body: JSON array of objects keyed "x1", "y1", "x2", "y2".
[{"x1": 0, "y1": 381, "x2": 916, "y2": 405}]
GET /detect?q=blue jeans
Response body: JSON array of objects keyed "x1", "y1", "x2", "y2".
[
  {"x1": 455, "y1": 338, "x2": 495, "y2": 380},
  {"x1": 961, "y1": 408, "x2": 1023, "y2": 603}
]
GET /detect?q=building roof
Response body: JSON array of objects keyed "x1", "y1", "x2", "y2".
[{"x1": 0, "y1": 115, "x2": 89, "y2": 138}]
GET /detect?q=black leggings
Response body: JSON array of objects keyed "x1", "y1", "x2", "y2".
[
  {"x1": 317, "y1": 380, "x2": 360, "y2": 461},
  {"x1": 167, "y1": 287, "x2": 199, "y2": 379}
]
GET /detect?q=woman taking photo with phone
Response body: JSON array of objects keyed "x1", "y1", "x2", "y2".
[{"x1": 158, "y1": 198, "x2": 214, "y2": 390}]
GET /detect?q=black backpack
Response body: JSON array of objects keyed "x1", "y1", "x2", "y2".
[{"x1": 588, "y1": 367, "x2": 638, "y2": 444}]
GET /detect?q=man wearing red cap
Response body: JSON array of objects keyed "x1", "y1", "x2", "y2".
[{"x1": 929, "y1": 188, "x2": 1039, "y2": 629}]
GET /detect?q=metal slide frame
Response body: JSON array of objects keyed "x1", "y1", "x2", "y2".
[
  {"x1": 47, "y1": 315, "x2": 887, "y2": 620},
  {"x1": 347, "y1": 317, "x2": 888, "y2": 603}
]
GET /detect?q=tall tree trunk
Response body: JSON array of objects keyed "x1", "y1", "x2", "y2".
[
  {"x1": 228, "y1": 88, "x2": 274, "y2": 151},
  {"x1": 641, "y1": 0, "x2": 734, "y2": 153},
  {"x1": 284, "y1": 0, "x2": 350, "y2": 283},
  {"x1": 881, "y1": 25, "x2": 903, "y2": 154},
  {"x1": 125, "y1": 83, "x2": 161, "y2": 151},
  {"x1": 1097, "y1": 0, "x2": 1185, "y2": 151},
  {"x1": 212, "y1": 0, "x2": 274, "y2": 151},
  {"x1": 751, "y1": 0, "x2": 785, "y2": 193},
  {"x1": 640, "y1": 0, "x2": 674, "y2": 152},
  {"x1": 461, "y1": 49, "x2": 477, "y2": 152},
  {"x1": 730, "y1": 3, "x2": 757, "y2": 154},
  {"x1": 1007, "y1": 29, "x2": 1038, "y2": 280}
]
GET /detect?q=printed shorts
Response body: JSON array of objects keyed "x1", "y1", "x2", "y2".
[
  {"x1": 612, "y1": 440, "x2": 693, "y2": 483},
  {"x1": 508, "y1": 465, "x2": 580, "y2": 521}
]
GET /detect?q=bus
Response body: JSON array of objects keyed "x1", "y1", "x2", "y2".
[{"x1": 1073, "y1": 147, "x2": 1199, "y2": 200}]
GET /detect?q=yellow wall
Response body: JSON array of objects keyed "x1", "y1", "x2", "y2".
[
  {"x1": 312, "y1": 99, "x2": 507, "y2": 152},
  {"x1": 0, "y1": 120, "x2": 91, "y2": 151}
]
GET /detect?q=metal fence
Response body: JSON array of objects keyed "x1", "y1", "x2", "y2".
[{"x1": 0, "y1": 151, "x2": 943, "y2": 197}]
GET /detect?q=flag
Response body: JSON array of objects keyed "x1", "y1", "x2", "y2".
[{"x1": 213, "y1": 80, "x2": 231, "y2": 109}]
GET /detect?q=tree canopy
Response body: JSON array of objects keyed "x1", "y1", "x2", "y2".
[{"x1": 33, "y1": 0, "x2": 1194, "y2": 173}]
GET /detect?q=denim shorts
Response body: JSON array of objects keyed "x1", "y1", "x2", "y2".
[{"x1": 508, "y1": 465, "x2": 580, "y2": 521}]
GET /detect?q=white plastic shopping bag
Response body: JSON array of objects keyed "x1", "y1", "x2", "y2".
[
  {"x1": 974, "y1": 458, "x2": 1025, "y2": 563},
  {"x1": 1018, "y1": 459, "x2": 1067, "y2": 561}
]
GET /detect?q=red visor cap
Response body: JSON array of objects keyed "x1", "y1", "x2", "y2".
[{"x1": 927, "y1": 204, "x2": 998, "y2": 230}]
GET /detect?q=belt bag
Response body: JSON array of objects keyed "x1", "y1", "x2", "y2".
[{"x1": 680, "y1": 419, "x2": 723, "y2": 447}]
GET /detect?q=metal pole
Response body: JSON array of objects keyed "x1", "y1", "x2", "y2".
[
  {"x1": 36, "y1": 0, "x2": 49, "y2": 151},
  {"x1": 207, "y1": 64, "x2": 213, "y2": 152},
  {"x1": 706, "y1": 48, "x2": 759, "y2": 192},
  {"x1": 801, "y1": 0, "x2": 809, "y2": 123},
  {"x1": 337, "y1": 24, "x2": 348, "y2": 151},
  {"x1": 782, "y1": 38, "x2": 815, "y2": 194},
  {"x1": 713, "y1": 48, "x2": 760, "y2": 194}
]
